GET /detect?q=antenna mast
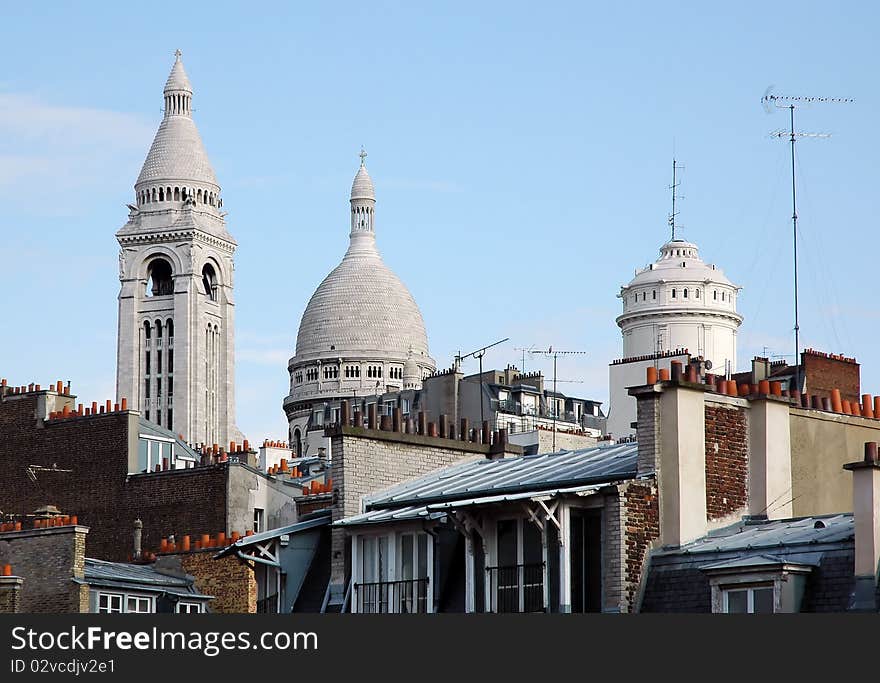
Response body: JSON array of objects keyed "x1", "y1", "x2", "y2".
[
  {"x1": 455, "y1": 337, "x2": 509, "y2": 431},
  {"x1": 527, "y1": 347, "x2": 588, "y2": 452},
  {"x1": 669, "y1": 159, "x2": 684, "y2": 241},
  {"x1": 761, "y1": 88, "x2": 850, "y2": 396}
]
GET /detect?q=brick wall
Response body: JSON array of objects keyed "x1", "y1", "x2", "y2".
[
  {"x1": 635, "y1": 391, "x2": 660, "y2": 477},
  {"x1": 123, "y1": 468, "x2": 228, "y2": 560},
  {"x1": 0, "y1": 578, "x2": 23, "y2": 613},
  {"x1": 621, "y1": 481, "x2": 659, "y2": 612},
  {"x1": 802, "y1": 352, "x2": 860, "y2": 403},
  {"x1": 0, "y1": 526, "x2": 89, "y2": 613},
  {"x1": 704, "y1": 404, "x2": 748, "y2": 520},
  {"x1": 329, "y1": 427, "x2": 494, "y2": 592},
  {"x1": 297, "y1": 494, "x2": 333, "y2": 517},
  {"x1": 602, "y1": 490, "x2": 624, "y2": 612},
  {"x1": 176, "y1": 551, "x2": 256, "y2": 613},
  {"x1": 0, "y1": 391, "x2": 248, "y2": 562}
]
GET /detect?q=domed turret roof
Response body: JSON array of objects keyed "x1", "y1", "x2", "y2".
[
  {"x1": 625, "y1": 238, "x2": 736, "y2": 289},
  {"x1": 350, "y1": 162, "x2": 375, "y2": 201},
  {"x1": 402, "y1": 351, "x2": 422, "y2": 388}
]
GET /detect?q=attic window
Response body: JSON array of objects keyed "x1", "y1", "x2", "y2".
[{"x1": 722, "y1": 585, "x2": 774, "y2": 614}]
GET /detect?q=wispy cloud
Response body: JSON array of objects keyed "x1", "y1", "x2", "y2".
[{"x1": 0, "y1": 93, "x2": 154, "y2": 206}]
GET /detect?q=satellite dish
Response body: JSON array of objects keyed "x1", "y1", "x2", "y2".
[{"x1": 705, "y1": 360, "x2": 713, "y2": 370}]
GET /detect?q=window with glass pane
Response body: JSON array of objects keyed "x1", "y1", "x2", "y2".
[
  {"x1": 98, "y1": 593, "x2": 123, "y2": 613},
  {"x1": 126, "y1": 596, "x2": 152, "y2": 613},
  {"x1": 724, "y1": 585, "x2": 774, "y2": 614},
  {"x1": 177, "y1": 602, "x2": 201, "y2": 613}
]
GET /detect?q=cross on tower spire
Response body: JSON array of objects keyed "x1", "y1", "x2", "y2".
[
  {"x1": 174, "y1": 48, "x2": 182, "y2": 61},
  {"x1": 359, "y1": 147, "x2": 367, "y2": 166}
]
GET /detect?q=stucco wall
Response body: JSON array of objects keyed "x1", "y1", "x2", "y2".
[{"x1": 790, "y1": 408, "x2": 880, "y2": 516}]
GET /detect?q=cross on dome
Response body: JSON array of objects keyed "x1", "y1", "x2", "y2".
[
  {"x1": 174, "y1": 48, "x2": 182, "y2": 61},
  {"x1": 359, "y1": 147, "x2": 368, "y2": 166}
]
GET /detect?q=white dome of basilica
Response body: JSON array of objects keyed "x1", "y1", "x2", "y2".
[
  {"x1": 294, "y1": 249, "x2": 432, "y2": 361},
  {"x1": 286, "y1": 151, "x2": 435, "y2": 410}
]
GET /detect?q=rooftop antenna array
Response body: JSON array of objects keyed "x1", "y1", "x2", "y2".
[
  {"x1": 525, "y1": 347, "x2": 588, "y2": 453},
  {"x1": 513, "y1": 345, "x2": 536, "y2": 372},
  {"x1": 669, "y1": 158, "x2": 684, "y2": 241},
  {"x1": 761, "y1": 87, "x2": 851, "y2": 395},
  {"x1": 454, "y1": 337, "x2": 510, "y2": 429}
]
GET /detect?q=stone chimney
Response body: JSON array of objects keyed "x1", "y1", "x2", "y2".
[
  {"x1": 843, "y1": 441, "x2": 880, "y2": 611},
  {"x1": 748, "y1": 394, "x2": 793, "y2": 520},
  {"x1": 133, "y1": 518, "x2": 143, "y2": 560},
  {"x1": 631, "y1": 376, "x2": 707, "y2": 547}
]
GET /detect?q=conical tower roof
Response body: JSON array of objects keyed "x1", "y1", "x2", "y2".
[{"x1": 136, "y1": 51, "x2": 218, "y2": 189}]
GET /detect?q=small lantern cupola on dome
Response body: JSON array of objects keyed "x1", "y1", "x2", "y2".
[
  {"x1": 350, "y1": 148, "x2": 376, "y2": 237},
  {"x1": 402, "y1": 349, "x2": 422, "y2": 390},
  {"x1": 164, "y1": 49, "x2": 193, "y2": 117}
]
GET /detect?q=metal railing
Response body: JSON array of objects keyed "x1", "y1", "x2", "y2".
[
  {"x1": 486, "y1": 563, "x2": 545, "y2": 613},
  {"x1": 354, "y1": 578, "x2": 429, "y2": 613},
  {"x1": 256, "y1": 595, "x2": 278, "y2": 614}
]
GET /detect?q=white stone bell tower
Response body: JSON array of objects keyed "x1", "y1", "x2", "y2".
[{"x1": 116, "y1": 50, "x2": 242, "y2": 447}]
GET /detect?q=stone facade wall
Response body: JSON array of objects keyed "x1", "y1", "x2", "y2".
[
  {"x1": 177, "y1": 551, "x2": 256, "y2": 613},
  {"x1": 621, "y1": 481, "x2": 660, "y2": 612},
  {"x1": 536, "y1": 428, "x2": 598, "y2": 453},
  {"x1": 704, "y1": 404, "x2": 749, "y2": 520},
  {"x1": 0, "y1": 527, "x2": 89, "y2": 613}
]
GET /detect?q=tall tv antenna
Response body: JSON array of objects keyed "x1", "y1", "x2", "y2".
[
  {"x1": 669, "y1": 158, "x2": 684, "y2": 241},
  {"x1": 513, "y1": 345, "x2": 536, "y2": 372},
  {"x1": 526, "y1": 347, "x2": 588, "y2": 452},
  {"x1": 760, "y1": 86, "x2": 851, "y2": 395},
  {"x1": 455, "y1": 337, "x2": 509, "y2": 429}
]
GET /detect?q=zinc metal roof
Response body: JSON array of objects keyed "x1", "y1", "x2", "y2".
[
  {"x1": 84, "y1": 558, "x2": 195, "y2": 589},
  {"x1": 333, "y1": 505, "x2": 444, "y2": 527},
  {"x1": 213, "y1": 510, "x2": 332, "y2": 558},
  {"x1": 365, "y1": 442, "x2": 639, "y2": 510},
  {"x1": 657, "y1": 513, "x2": 854, "y2": 557},
  {"x1": 335, "y1": 482, "x2": 608, "y2": 528}
]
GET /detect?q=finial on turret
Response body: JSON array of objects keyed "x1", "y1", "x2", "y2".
[
  {"x1": 174, "y1": 48, "x2": 182, "y2": 62},
  {"x1": 359, "y1": 147, "x2": 367, "y2": 167}
]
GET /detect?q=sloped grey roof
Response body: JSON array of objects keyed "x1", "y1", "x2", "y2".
[
  {"x1": 85, "y1": 557, "x2": 193, "y2": 589},
  {"x1": 641, "y1": 514, "x2": 855, "y2": 613},
  {"x1": 334, "y1": 505, "x2": 444, "y2": 527},
  {"x1": 658, "y1": 513, "x2": 854, "y2": 557},
  {"x1": 138, "y1": 417, "x2": 198, "y2": 461},
  {"x1": 213, "y1": 510, "x2": 332, "y2": 558},
  {"x1": 364, "y1": 442, "x2": 639, "y2": 510},
  {"x1": 699, "y1": 553, "x2": 819, "y2": 572}
]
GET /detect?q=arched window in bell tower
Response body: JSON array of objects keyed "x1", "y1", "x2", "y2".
[
  {"x1": 202, "y1": 264, "x2": 218, "y2": 301},
  {"x1": 145, "y1": 258, "x2": 174, "y2": 297}
]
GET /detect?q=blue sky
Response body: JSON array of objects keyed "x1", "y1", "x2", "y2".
[{"x1": 1, "y1": 2, "x2": 876, "y2": 441}]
